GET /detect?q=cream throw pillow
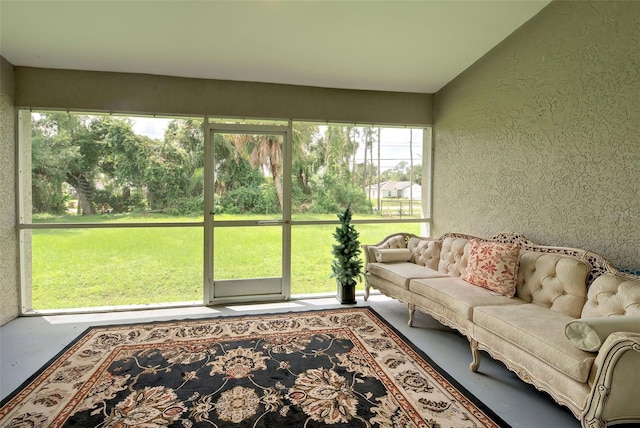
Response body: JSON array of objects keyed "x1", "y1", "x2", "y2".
[
  {"x1": 375, "y1": 248, "x2": 412, "y2": 263},
  {"x1": 565, "y1": 316, "x2": 640, "y2": 352}
]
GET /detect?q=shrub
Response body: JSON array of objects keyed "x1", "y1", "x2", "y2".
[
  {"x1": 32, "y1": 178, "x2": 69, "y2": 214},
  {"x1": 163, "y1": 195, "x2": 204, "y2": 216},
  {"x1": 93, "y1": 188, "x2": 147, "y2": 214},
  {"x1": 221, "y1": 186, "x2": 262, "y2": 214},
  {"x1": 308, "y1": 174, "x2": 371, "y2": 214}
]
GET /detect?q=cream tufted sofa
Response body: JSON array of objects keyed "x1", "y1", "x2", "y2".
[{"x1": 363, "y1": 232, "x2": 640, "y2": 428}]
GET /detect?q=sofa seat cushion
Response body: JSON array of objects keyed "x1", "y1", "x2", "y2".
[
  {"x1": 410, "y1": 277, "x2": 525, "y2": 320},
  {"x1": 367, "y1": 263, "x2": 449, "y2": 289},
  {"x1": 473, "y1": 304, "x2": 595, "y2": 382}
]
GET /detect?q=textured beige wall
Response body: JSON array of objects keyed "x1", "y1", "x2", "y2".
[
  {"x1": 433, "y1": 1, "x2": 640, "y2": 269},
  {"x1": 15, "y1": 67, "x2": 434, "y2": 126},
  {"x1": 0, "y1": 56, "x2": 19, "y2": 325}
]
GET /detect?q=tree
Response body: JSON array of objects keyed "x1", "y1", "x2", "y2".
[
  {"x1": 323, "y1": 125, "x2": 357, "y2": 181},
  {"x1": 233, "y1": 134, "x2": 284, "y2": 211},
  {"x1": 32, "y1": 113, "x2": 101, "y2": 215},
  {"x1": 32, "y1": 113, "x2": 158, "y2": 215},
  {"x1": 32, "y1": 114, "x2": 78, "y2": 213},
  {"x1": 347, "y1": 126, "x2": 359, "y2": 185},
  {"x1": 216, "y1": 155, "x2": 267, "y2": 213},
  {"x1": 132, "y1": 119, "x2": 209, "y2": 214},
  {"x1": 143, "y1": 139, "x2": 188, "y2": 210},
  {"x1": 380, "y1": 161, "x2": 422, "y2": 184},
  {"x1": 361, "y1": 127, "x2": 376, "y2": 193},
  {"x1": 292, "y1": 123, "x2": 320, "y2": 197},
  {"x1": 91, "y1": 117, "x2": 150, "y2": 194},
  {"x1": 164, "y1": 119, "x2": 204, "y2": 197}
]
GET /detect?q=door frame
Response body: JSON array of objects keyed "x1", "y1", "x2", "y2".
[{"x1": 203, "y1": 120, "x2": 292, "y2": 304}]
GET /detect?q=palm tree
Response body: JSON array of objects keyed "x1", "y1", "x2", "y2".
[{"x1": 234, "y1": 134, "x2": 284, "y2": 211}]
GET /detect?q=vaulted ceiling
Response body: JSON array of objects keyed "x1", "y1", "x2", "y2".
[{"x1": 0, "y1": 1, "x2": 550, "y2": 93}]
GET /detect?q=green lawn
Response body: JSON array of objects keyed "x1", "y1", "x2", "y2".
[{"x1": 31, "y1": 214, "x2": 423, "y2": 310}]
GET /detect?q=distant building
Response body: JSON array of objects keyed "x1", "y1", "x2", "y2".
[{"x1": 365, "y1": 181, "x2": 422, "y2": 200}]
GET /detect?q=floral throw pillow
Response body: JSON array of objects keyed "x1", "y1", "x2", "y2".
[{"x1": 463, "y1": 239, "x2": 520, "y2": 297}]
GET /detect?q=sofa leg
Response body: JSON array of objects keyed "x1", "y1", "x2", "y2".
[
  {"x1": 470, "y1": 339, "x2": 481, "y2": 372},
  {"x1": 408, "y1": 304, "x2": 415, "y2": 327},
  {"x1": 364, "y1": 284, "x2": 370, "y2": 301}
]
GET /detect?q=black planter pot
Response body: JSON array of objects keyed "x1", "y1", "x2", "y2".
[{"x1": 336, "y1": 283, "x2": 356, "y2": 304}]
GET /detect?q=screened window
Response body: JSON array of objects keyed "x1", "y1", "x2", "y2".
[
  {"x1": 290, "y1": 123, "x2": 428, "y2": 222},
  {"x1": 21, "y1": 112, "x2": 205, "y2": 312},
  {"x1": 19, "y1": 112, "x2": 432, "y2": 312},
  {"x1": 288, "y1": 122, "x2": 431, "y2": 296}
]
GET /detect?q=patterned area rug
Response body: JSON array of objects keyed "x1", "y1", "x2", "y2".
[{"x1": 0, "y1": 308, "x2": 509, "y2": 427}]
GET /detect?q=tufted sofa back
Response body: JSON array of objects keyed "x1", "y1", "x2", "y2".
[
  {"x1": 438, "y1": 237, "x2": 470, "y2": 277},
  {"x1": 581, "y1": 274, "x2": 640, "y2": 317},
  {"x1": 516, "y1": 252, "x2": 588, "y2": 318},
  {"x1": 407, "y1": 237, "x2": 440, "y2": 270}
]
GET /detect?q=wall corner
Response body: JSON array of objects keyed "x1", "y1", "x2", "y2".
[{"x1": 1, "y1": 55, "x2": 20, "y2": 325}]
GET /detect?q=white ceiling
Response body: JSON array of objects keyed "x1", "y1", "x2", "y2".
[{"x1": 0, "y1": 0, "x2": 550, "y2": 94}]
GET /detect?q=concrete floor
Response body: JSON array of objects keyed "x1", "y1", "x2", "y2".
[{"x1": 1, "y1": 295, "x2": 583, "y2": 427}]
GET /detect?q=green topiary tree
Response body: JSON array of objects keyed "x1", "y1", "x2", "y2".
[{"x1": 331, "y1": 205, "x2": 363, "y2": 303}]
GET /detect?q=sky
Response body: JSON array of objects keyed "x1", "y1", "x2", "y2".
[{"x1": 131, "y1": 117, "x2": 173, "y2": 140}]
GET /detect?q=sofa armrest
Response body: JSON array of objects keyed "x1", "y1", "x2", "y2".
[
  {"x1": 582, "y1": 331, "x2": 640, "y2": 427},
  {"x1": 363, "y1": 233, "x2": 414, "y2": 270},
  {"x1": 362, "y1": 244, "x2": 378, "y2": 269}
]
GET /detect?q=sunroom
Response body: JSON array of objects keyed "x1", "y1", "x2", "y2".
[{"x1": 1, "y1": 2, "x2": 639, "y2": 427}]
